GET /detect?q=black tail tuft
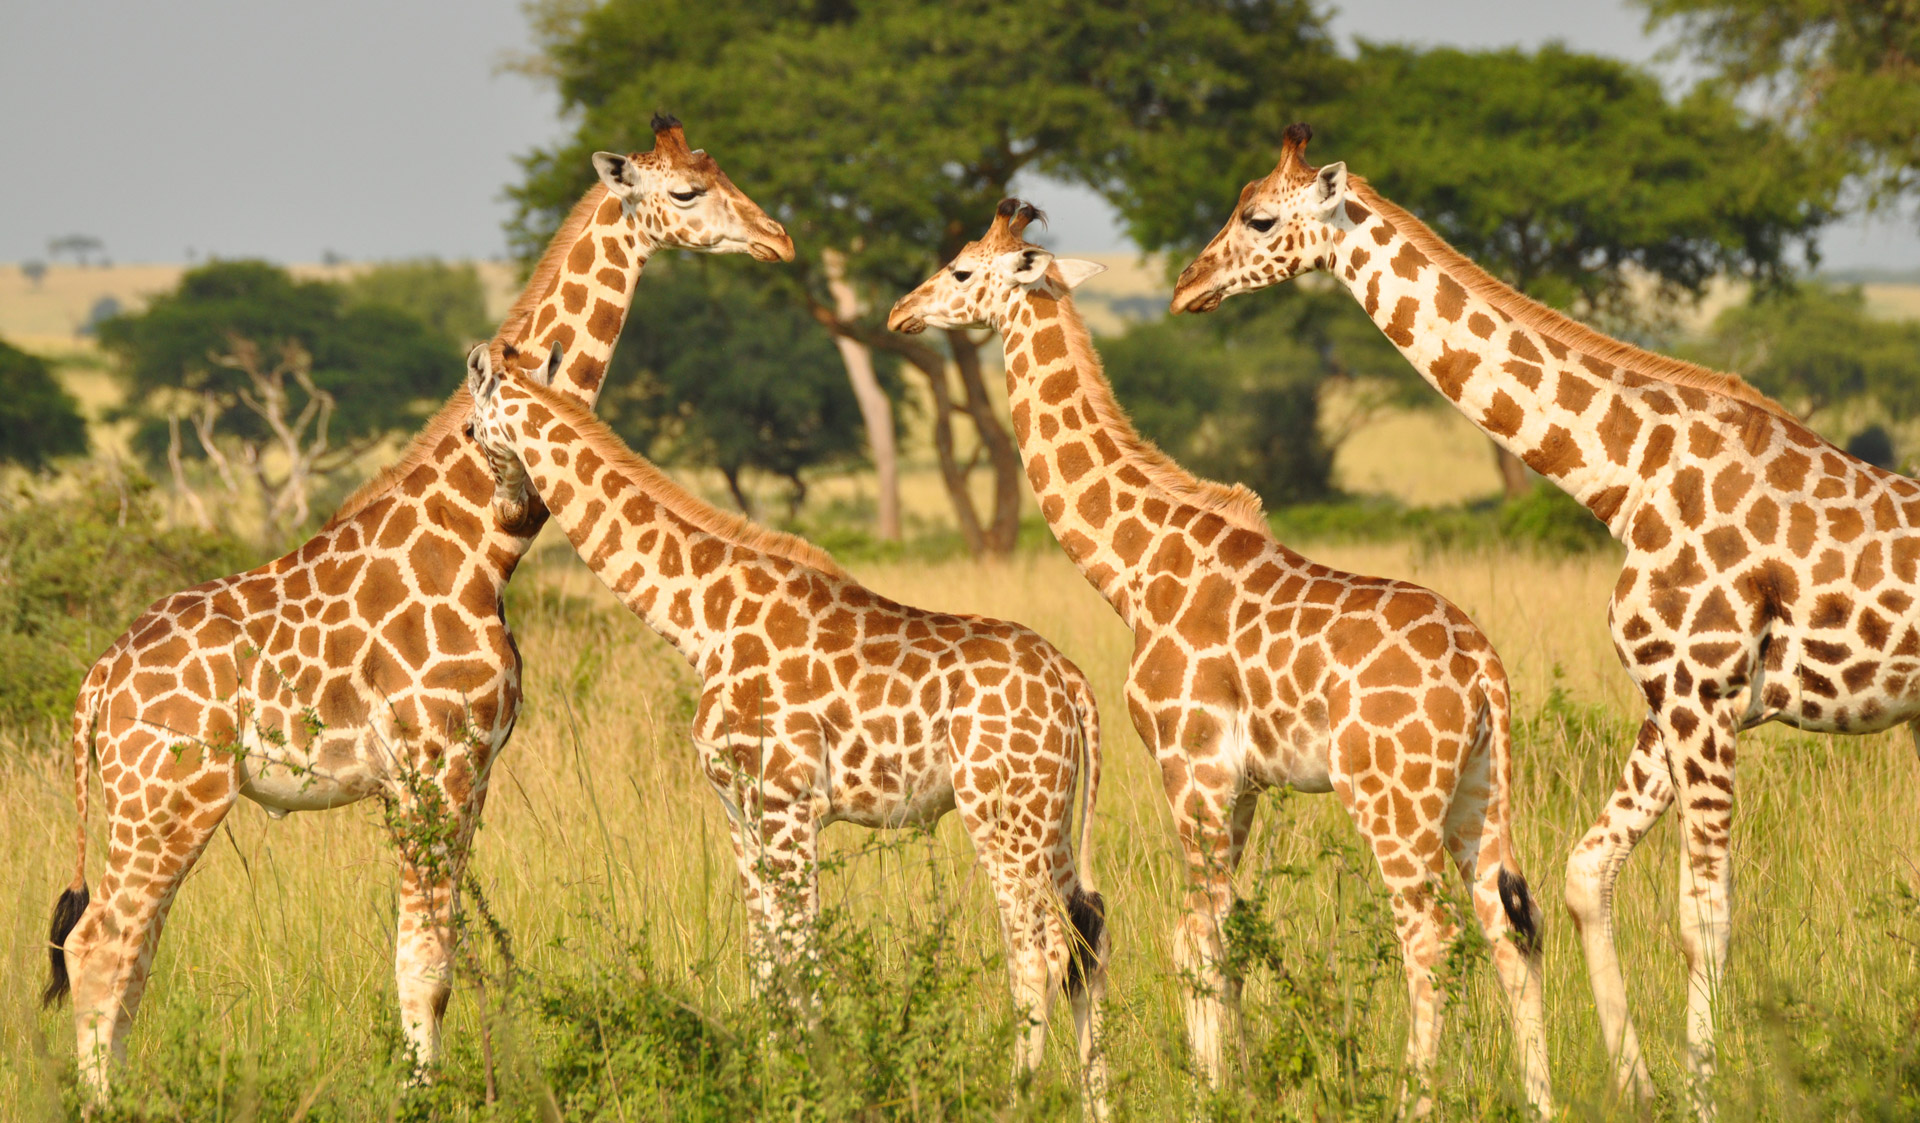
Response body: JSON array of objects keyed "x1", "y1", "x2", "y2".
[
  {"x1": 1065, "y1": 889, "x2": 1107, "y2": 996},
  {"x1": 43, "y1": 885, "x2": 89, "y2": 1007},
  {"x1": 1497, "y1": 869, "x2": 1542, "y2": 958}
]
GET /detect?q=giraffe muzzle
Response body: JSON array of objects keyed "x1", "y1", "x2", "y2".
[{"x1": 886, "y1": 303, "x2": 927, "y2": 335}]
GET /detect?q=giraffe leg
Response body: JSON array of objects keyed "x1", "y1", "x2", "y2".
[
  {"x1": 1667, "y1": 702, "x2": 1737, "y2": 1121},
  {"x1": 1067, "y1": 907, "x2": 1111, "y2": 1123},
  {"x1": 65, "y1": 737, "x2": 236, "y2": 1099},
  {"x1": 386, "y1": 770, "x2": 488, "y2": 1079},
  {"x1": 953, "y1": 770, "x2": 1072, "y2": 1088},
  {"x1": 1167, "y1": 781, "x2": 1259, "y2": 1088},
  {"x1": 1563, "y1": 715, "x2": 1671, "y2": 1103},
  {"x1": 1349, "y1": 804, "x2": 1455, "y2": 1119},
  {"x1": 1442, "y1": 762, "x2": 1551, "y2": 1118},
  {"x1": 719, "y1": 790, "x2": 820, "y2": 999}
]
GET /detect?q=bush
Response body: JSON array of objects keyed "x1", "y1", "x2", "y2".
[
  {"x1": 0, "y1": 337, "x2": 88, "y2": 470},
  {"x1": 0, "y1": 471, "x2": 255, "y2": 730},
  {"x1": 1268, "y1": 484, "x2": 1614, "y2": 555}
]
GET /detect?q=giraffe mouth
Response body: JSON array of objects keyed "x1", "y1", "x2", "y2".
[
  {"x1": 748, "y1": 238, "x2": 793, "y2": 263},
  {"x1": 1169, "y1": 284, "x2": 1225, "y2": 315},
  {"x1": 886, "y1": 307, "x2": 926, "y2": 334}
]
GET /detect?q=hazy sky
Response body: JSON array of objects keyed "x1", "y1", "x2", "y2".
[{"x1": 5, "y1": 0, "x2": 1914, "y2": 270}]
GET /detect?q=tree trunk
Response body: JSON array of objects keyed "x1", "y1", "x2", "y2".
[
  {"x1": 1492, "y1": 440, "x2": 1531, "y2": 500},
  {"x1": 821, "y1": 250, "x2": 900, "y2": 542},
  {"x1": 919, "y1": 355, "x2": 987, "y2": 556},
  {"x1": 945, "y1": 329, "x2": 1022, "y2": 556}
]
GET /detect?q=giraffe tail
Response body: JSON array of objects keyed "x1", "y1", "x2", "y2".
[
  {"x1": 1062, "y1": 661, "x2": 1106, "y2": 996},
  {"x1": 44, "y1": 652, "x2": 108, "y2": 1007},
  {"x1": 1483, "y1": 664, "x2": 1542, "y2": 957}
]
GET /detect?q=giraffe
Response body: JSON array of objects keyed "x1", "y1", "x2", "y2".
[
  {"x1": 1170, "y1": 122, "x2": 1920, "y2": 1116},
  {"x1": 40, "y1": 115, "x2": 792, "y2": 1099},
  {"x1": 460, "y1": 342, "x2": 1113, "y2": 1115},
  {"x1": 890, "y1": 199, "x2": 1553, "y2": 1117}
]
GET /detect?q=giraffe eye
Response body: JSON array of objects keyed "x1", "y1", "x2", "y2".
[
  {"x1": 1246, "y1": 214, "x2": 1278, "y2": 233},
  {"x1": 669, "y1": 188, "x2": 703, "y2": 203},
  {"x1": 952, "y1": 268, "x2": 973, "y2": 282}
]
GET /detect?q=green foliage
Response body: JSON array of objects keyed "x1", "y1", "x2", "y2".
[
  {"x1": 0, "y1": 337, "x2": 88, "y2": 469},
  {"x1": 0, "y1": 472, "x2": 254, "y2": 729},
  {"x1": 597, "y1": 256, "x2": 872, "y2": 513},
  {"x1": 1682, "y1": 282, "x2": 1920, "y2": 421},
  {"x1": 1100, "y1": 287, "x2": 1404, "y2": 507},
  {"x1": 95, "y1": 260, "x2": 456, "y2": 462},
  {"x1": 1641, "y1": 0, "x2": 1920, "y2": 210},
  {"x1": 1268, "y1": 485, "x2": 1616, "y2": 555},
  {"x1": 341, "y1": 258, "x2": 494, "y2": 348},
  {"x1": 517, "y1": 1, "x2": 1340, "y2": 289},
  {"x1": 1326, "y1": 44, "x2": 1837, "y2": 315}
]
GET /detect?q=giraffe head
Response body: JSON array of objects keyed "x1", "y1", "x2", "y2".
[
  {"x1": 1169, "y1": 123, "x2": 1350, "y2": 314},
  {"x1": 886, "y1": 199, "x2": 1106, "y2": 334},
  {"x1": 594, "y1": 114, "x2": 795, "y2": 263},
  {"x1": 464, "y1": 341, "x2": 563, "y2": 532}
]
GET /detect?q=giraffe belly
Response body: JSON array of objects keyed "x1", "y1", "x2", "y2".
[
  {"x1": 238, "y1": 741, "x2": 380, "y2": 814},
  {"x1": 1759, "y1": 629, "x2": 1920, "y2": 735},
  {"x1": 824, "y1": 747, "x2": 956, "y2": 829}
]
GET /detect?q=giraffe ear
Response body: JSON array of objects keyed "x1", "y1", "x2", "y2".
[
  {"x1": 592, "y1": 151, "x2": 642, "y2": 190},
  {"x1": 1001, "y1": 247, "x2": 1054, "y2": 286},
  {"x1": 465, "y1": 343, "x2": 496, "y2": 403},
  {"x1": 1313, "y1": 162, "x2": 1348, "y2": 217},
  {"x1": 537, "y1": 342, "x2": 565, "y2": 388},
  {"x1": 1051, "y1": 258, "x2": 1107, "y2": 291}
]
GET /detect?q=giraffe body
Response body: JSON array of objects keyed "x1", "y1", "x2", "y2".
[
  {"x1": 1172, "y1": 123, "x2": 1920, "y2": 1117},
  {"x1": 891, "y1": 200, "x2": 1552, "y2": 1117},
  {"x1": 462, "y1": 351, "x2": 1112, "y2": 1117},
  {"x1": 42, "y1": 117, "x2": 792, "y2": 1098}
]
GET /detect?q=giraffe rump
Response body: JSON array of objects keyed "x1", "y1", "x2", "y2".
[
  {"x1": 42, "y1": 885, "x2": 89, "y2": 1007},
  {"x1": 1346, "y1": 179, "x2": 1795, "y2": 423}
]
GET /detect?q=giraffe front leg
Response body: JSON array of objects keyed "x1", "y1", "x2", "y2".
[
  {"x1": 1564, "y1": 715, "x2": 1671, "y2": 1103},
  {"x1": 1163, "y1": 768, "x2": 1258, "y2": 1090},
  {"x1": 1667, "y1": 700, "x2": 1738, "y2": 1121},
  {"x1": 718, "y1": 786, "x2": 821, "y2": 1001},
  {"x1": 385, "y1": 767, "x2": 486, "y2": 1081}
]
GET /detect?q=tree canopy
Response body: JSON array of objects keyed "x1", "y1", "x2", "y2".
[
  {"x1": 596, "y1": 256, "x2": 872, "y2": 515},
  {"x1": 1639, "y1": 0, "x2": 1920, "y2": 212},
  {"x1": 96, "y1": 259, "x2": 459, "y2": 461},
  {"x1": 0, "y1": 338, "x2": 88, "y2": 470},
  {"x1": 1684, "y1": 282, "x2": 1920, "y2": 422}
]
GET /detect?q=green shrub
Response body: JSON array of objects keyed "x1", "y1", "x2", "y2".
[
  {"x1": 0, "y1": 471, "x2": 255, "y2": 731},
  {"x1": 0, "y1": 336, "x2": 88, "y2": 470}
]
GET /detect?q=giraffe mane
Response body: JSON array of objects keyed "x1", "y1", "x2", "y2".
[
  {"x1": 1347, "y1": 179, "x2": 1795, "y2": 421},
  {"x1": 518, "y1": 376, "x2": 848, "y2": 579},
  {"x1": 324, "y1": 390, "x2": 474, "y2": 527},
  {"x1": 1050, "y1": 288, "x2": 1269, "y2": 534}
]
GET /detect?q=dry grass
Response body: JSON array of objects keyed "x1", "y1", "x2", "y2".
[{"x1": 3, "y1": 534, "x2": 1916, "y2": 1119}]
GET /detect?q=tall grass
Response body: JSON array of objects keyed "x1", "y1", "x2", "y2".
[{"x1": 4, "y1": 538, "x2": 1916, "y2": 1119}]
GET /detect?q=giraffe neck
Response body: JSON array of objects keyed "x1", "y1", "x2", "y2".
[
  {"x1": 497, "y1": 185, "x2": 654, "y2": 409},
  {"x1": 326, "y1": 186, "x2": 653, "y2": 532},
  {"x1": 498, "y1": 381, "x2": 779, "y2": 660},
  {"x1": 1000, "y1": 286, "x2": 1272, "y2": 624},
  {"x1": 1329, "y1": 202, "x2": 1657, "y2": 531}
]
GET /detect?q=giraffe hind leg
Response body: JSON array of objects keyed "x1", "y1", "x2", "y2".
[{"x1": 66, "y1": 743, "x2": 236, "y2": 1099}]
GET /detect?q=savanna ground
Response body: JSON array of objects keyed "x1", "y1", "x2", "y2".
[{"x1": 2, "y1": 267, "x2": 1919, "y2": 1120}]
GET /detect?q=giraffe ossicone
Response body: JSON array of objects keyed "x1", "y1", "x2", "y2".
[
  {"x1": 1174, "y1": 122, "x2": 1920, "y2": 1119},
  {"x1": 463, "y1": 344, "x2": 1114, "y2": 1119},
  {"x1": 42, "y1": 117, "x2": 791, "y2": 1101},
  {"x1": 892, "y1": 197, "x2": 1554, "y2": 1118}
]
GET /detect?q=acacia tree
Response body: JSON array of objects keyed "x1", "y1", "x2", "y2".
[
  {"x1": 512, "y1": 0, "x2": 1344, "y2": 555},
  {"x1": 1099, "y1": 43, "x2": 1840, "y2": 499}
]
